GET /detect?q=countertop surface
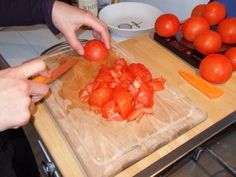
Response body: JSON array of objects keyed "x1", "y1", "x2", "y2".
[{"x1": 1, "y1": 26, "x2": 236, "y2": 177}]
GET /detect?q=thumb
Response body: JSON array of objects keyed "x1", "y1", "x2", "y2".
[
  {"x1": 12, "y1": 59, "x2": 46, "y2": 79},
  {"x1": 64, "y1": 31, "x2": 85, "y2": 55}
]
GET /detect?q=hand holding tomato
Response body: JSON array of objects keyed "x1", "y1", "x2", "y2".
[
  {"x1": 155, "y1": 14, "x2": 180, "y2": 38},
  {"x1": 84, "y1": 39, "x2": 109, "y2": 61}
]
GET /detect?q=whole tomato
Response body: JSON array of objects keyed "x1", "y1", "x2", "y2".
[
  {"x1": 217, "y1": 18, "x2": 236, "y2": 44},
  {"x1": 199, "y1": 54, "x2": 233, "y2": 84},
  {"x1": 224, "y1": 47, "x2": 236, "y2": 70},
  {"x1": 182, "y1": 16, "x2": 210, "y2": 42},
  {"x1": 191, "y1": 4, "x2": 206, "y2": 17},
  {"x1": 84, "y1": 39, "x2": 109, "y2": 61},
  {"x1": 193, "y1": 30, "x2": 222, "y2": 55},
  {"x1": 202, "y1": 1, "x2": 226, "y2": 25},
  {"x1": 155, "y1": 14, "x2": 180, "y2": 37}
]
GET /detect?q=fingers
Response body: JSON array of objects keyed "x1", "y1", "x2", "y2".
[
  {"x1": 51, "y1": 1, "x2": 111, "y2": 55},
  {"x1": 64, "y1": 30, "x2": 85, "y2": 55},
  {"x1": 85, "y1": 14, "x2": 111, "y2": 49},
  {"x1": 12, "y1": 59, "x2": 47, "y2": 79},
  {"x1": 5, "y1": 59, "x2": 49, "y2": 103},
  {"x1": 28, "y1": 80, "x2": 49, "y2": 103}
]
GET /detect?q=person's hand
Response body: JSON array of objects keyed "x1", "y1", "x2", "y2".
[
  {"x1": 0, "y1": 59, "x2": 49, "y2": 132},
  {"x1": 51, "y1": 1, "x2": 111, "y2": 55}
]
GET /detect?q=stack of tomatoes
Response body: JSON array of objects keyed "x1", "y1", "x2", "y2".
[
  {"x1": 79, "y1": 58, "x2": 165, "y2": 122},
  {"x1": 154, "y1": 1, "x2": 236, "y2": 84}
]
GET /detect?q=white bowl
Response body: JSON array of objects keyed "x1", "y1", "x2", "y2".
[
  {"x1": 119, "y1": 0, "x2": 209, "y2": 21},
  {"x1": 98, "y1": 2, "x2": 163, "y2": 38}
]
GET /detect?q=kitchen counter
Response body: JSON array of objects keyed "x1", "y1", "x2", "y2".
[
  {"x1": 1, "y1": 26, "x2": 235, "y2": 176},
  {"x1": 31, "y1": 32, "x2": 236, "y2": 176}
]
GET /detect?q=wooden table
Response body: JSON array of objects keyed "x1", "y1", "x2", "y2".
[{"x1": 32, "y1": 32, "x2": 236, "y2": 177}]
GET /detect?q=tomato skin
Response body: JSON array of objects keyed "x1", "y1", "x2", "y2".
[
  {"x1": 149, "y1": 77, "x2": 166, "y2": 91},
  {"x1": 136, "y1": 83, "x2": 154, "y2": 108},
  {"x1": 224, "y1": 47, "x2": 236, "y2": 70},
  {"x1": 199, "y1": 54, "x2": 233, "y2": 84},
  {"x1": 79, "y1": 58, "x2": 165, "y2": 122},
  {"x1": 113, "y1": 86, "x2": 133, "y2": 119},
  {"x1": 193, "y1": 30, "x2": 222, "y2": 55},
  {"x1": 182, "y1": 16, "x2": 210, "y2": 42},
  {"x1": 155, "y1": 14, "x2": 180, "y2": 37},
  {"x1": 202, "y1": 1, "x2": 226, "y2": 25},
  {"x1": 101, "y1": 100, "x2": 116, "y2": 119},
  {"x1": 127, "y1": 63, "x2": 152, "y2": 82},
  {"x1": 191, "y1": 4, "x2": 206, "y2": 17},
  {"x1": 95, "y1": 66, "x2": 113, "y2": 83},
  {"x1": 88, "y1": 85, "x2": 113, "y2": 107},
  {"x1": 84, "y1": 39, "x2": 109, "y2": 61},
  {"x1": 217, "y1": 18, "x2": 236, "y2": 44}
]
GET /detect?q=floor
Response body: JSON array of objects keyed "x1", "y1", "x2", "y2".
[{"x1": 157, "y1": 123, "x2": 236, "y2": 177}]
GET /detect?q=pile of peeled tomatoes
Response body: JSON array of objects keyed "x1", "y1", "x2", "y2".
[
  {"x1": 154, "y1": 1, "x2": 236, "y2": 84},
  {"x1": 79, "y1": 58, "x2": 166, "y2": 122}
]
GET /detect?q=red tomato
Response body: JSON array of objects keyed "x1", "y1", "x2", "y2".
[
  {"x1": 113, "y1": 86, "x2": 133, "y2": 119},
  {"x1": 155, "y1": 14, "x2": 180, "y2": 37},
  {"x1": 199, "y1": 54, "x2": 233, "y2": 84},
  {"x1": 79, "y1": 58, "x2": 165, "y2": 122},
  {"x1": 127, "y1": 63, "x2": 152, "y2": 82},
  {"x1": 224, "y1": 47, "x2": 236, "y2": 70},
  {"x1": 95, "y1": 66, "x2": 113, "y2": 83},
  {"x1": 193, "y1": 30, "x2": 222, "y2": 55},
  {"x1": 202, "y1": 1, "x2": 226, "y2": 25},
  {"x1": 136, "y1": 83, "x2": 154, "y2": 108},
  {"x1": 127, "y1": 107, "x2": 153, "y2": 122},
  {"x1": 149, "y1": 77, "x2": 166, "y2": 91},
  {"x1": 88, "y1": 85, "x2": 113, "y2": 107},
  {"x1": 101, "y1": 100, "x2": 116, "y2": 119},
  {"x1": 84, "y1": 39, "x2": 109, "y2": 61},
  {"x1": 217, "y1": 18, "x2": 236, "y2": 44},
  {"x1": 182, "y1": 16, "x2": 210, "y2": 42},
  {"x1": 191, "y1": 4, "x2": 206, "y2": 17},
  {"x1": 120, "y1": 71, "x2": 134, "y2": 83}
]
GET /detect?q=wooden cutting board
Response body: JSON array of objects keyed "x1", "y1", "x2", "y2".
[{"x1": 42, "y1": 44, "x2": 207, "y2": 177}]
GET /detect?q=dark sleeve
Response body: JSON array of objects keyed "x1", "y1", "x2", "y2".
[{"x1": 0, "y1": 0, "x2": 59, "y2": 34}]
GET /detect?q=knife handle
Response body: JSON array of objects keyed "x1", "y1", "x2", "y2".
[
  {"x1": 179, "y1": 69, "x2": 224, "y2": 99},
  {"x1": 32, "y1": 75, "x2": 51, "y2": 84}
]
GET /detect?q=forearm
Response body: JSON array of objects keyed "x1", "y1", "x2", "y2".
[{"x1": 0, "y1": 0, "x2": 59, "y2": 34}]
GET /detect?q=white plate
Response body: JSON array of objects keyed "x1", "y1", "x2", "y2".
[{"x1": 98, "y1": 2, "x2": 163, "y2": 38}]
